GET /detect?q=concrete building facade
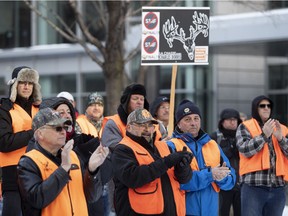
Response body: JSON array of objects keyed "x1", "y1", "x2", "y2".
[{"x1": 0, "y1": 1, "x2": 287, "y2": 132}]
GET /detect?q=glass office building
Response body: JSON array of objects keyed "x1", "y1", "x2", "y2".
[{"x1": 0, "y1": 1, "x2": 287, "y2": 132}]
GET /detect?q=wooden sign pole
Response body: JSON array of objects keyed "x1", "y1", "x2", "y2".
[{"x1": 167, "y1": 64, "x2": 178, "y2": 137}]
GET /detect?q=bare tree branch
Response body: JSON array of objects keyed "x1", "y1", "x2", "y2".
[
  {"x1": 24, "y1": 0, "x2": 105, "y2": 67},
  {"x1": 69, "y1": 0, "x2": 107, "y2": 60},
  {"x1": 23, "y1": 0, "x2": 77, "y2": 42},
  {"x1": 124, "y1": 41, "x2": 141, "y2": 63}
]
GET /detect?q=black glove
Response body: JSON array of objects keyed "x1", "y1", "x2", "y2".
[
  {"x1": 179, "y1": 147, "x2": 193, "y2": 168},
  {"x1": 74, "y1": 134, "x2": 100, "y2": 160},
  {"x1": 80, "y1": 133, "x2": 95, "y2": 143},
  {"x1": 164, "y1": 149, "x2": 190, "y2": 168}
]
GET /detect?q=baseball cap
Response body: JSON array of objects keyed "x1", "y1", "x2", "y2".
[
  {"x1": 127, "y1": 108, "x2": 158, "y2": 125},
  {"x1": 32, "y1": 107, "x2": 72, "y2": 131},
  {"x1": 57, "y1": 91, "x2": 74, "y2": 102}
]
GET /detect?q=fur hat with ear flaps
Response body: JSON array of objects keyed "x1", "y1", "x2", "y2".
[{"x1": 7, "y1": 66, "x2": 42, "y2": 105}]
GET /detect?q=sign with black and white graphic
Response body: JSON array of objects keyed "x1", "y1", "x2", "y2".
[{"x1": 141, "y1": 7, "x2": 210, "y2": 65}]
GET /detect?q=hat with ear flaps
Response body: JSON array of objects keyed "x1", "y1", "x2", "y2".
[
  {"x1": 7, "y1": 66, "x2": 42, "y2": 105},
  {"x1": 120, "y1": 83, "x2": 149, "y2": 112}
]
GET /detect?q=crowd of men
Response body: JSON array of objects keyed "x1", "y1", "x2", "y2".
[{"x1": 0, "y1": 66, "x2": 287, "y2": 216}]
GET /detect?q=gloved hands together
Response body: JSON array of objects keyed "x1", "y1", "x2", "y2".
[
  {"x1": 164, "y1": 147, "x2": 194, "y2": 168},
  {"x1": 178, "y1": 147, "x2": 193, "y2": 168}
]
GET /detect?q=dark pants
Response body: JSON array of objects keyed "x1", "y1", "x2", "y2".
[
  {"x1": 2, "y1": 191, "x2": 22, "y2": 216},
  {"x1": 219, "y1": 188, "x2": 241, "y2": 216},
  {"x1": 88, "y1": 185, "x2": 109, "y2": 216},
  {"x1": 241, "y1": 183, "x2": 286, "y2": 216}
]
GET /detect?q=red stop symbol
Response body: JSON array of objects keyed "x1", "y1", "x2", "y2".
[
  {"x1": 143, "y1": 36, "x2": 157, "y2": 54},
  {"x1": 144, "y1": 12, "x2": 158, "y2": 30}
]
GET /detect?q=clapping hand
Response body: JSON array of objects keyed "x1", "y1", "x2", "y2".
[
  {"x1": 164, "y1": 146, "x2": 193, "y2": 168},
  {"x1": 61, "y1": 139, "x2": 74, "y2": 172},
  {"x1": 273, "y1": 120, "x2": 283, "y2": 141},
  {"x1": 88, "y1": 144, "x2": 109, "y2": 172},
  {"x1": 178, "y1": 147, "x2": 193, "y2": 168},
  {"x1": 262, "y1": 118, "x2": 276, "y2": 138},
  {"x1": 211, "y1": 162, "x2": 231, "y2": 181}
]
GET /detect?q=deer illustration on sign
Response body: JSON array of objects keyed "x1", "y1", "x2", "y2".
[{"x1": 162, "y1": 11, "x2": 209, "y2": 61}]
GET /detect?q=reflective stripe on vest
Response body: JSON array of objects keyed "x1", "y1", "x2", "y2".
[
  {"x1": 120, "y1": 136, "x2": 185, "y2": 215},
  {"x1": 25, "y1": 149, "x2": 88, "y2": 216},
  {"x1": 76, "y1": 114, "x2": 99, "y2": 137},
  {"x1": 0, "y1": 104, "x2": 38, "y2": 167},
  {"x1": 171, "y1": 138, "x2": 221, "y2": 192},
  {"x1": 241, "y1": 119, "x2": 288, "y2": 180}
]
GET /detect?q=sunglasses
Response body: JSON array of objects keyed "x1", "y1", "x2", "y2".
[
  {"x1": 258, "y1": 104, "x2": 271, "y2": 109},
  {"x1": 45, "y1": 125, "x2": 70, "y2": 132}
]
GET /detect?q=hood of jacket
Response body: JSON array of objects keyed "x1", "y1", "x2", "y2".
[
  {"x1": 39, "y1": 97, "x2": 76, "y2": 127},
  {"x1": 251, "y1": 95, "x2": 273, "y2": 124}
]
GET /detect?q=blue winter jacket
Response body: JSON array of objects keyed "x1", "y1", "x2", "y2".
[{"x1": 167, "y1": 129, "x2": 236, "y2": 216}]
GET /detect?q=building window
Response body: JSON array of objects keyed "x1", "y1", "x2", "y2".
[
  {"x1": 268, "y1": 64, "x2": 288, "y2": 125},
  {"x1": 0, "y1": 77, "x2": 7, "y2": 97},
  {"x1": 268, "y1": 65, "x2": 288, "y2": 90},
  {"x1": 82, "y1": 73, "x2": 105, "y2": 93},
  {"x1": 268, "y1": 0, "x2": 288, "y2": 9},
  {"x1": 36, "y1": 1, "x2": 75, "y2": 45},
  {"x1": 0, "y1": 1, "x2": 31, "y2": 48},
  {"x1": 39, "y1": 74, "x2": 76, "y2": 96}
]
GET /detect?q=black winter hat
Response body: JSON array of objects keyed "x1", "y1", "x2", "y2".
[
  {"x1": 218, "y1": 108, "x2": 242, "y2": 128},
  {"x1": 150, "y1": 96, "x2": 170, "y2": 117},
  {"x1": 120, "y1": 83, "x2": 149, "y2": 112},
  {"x1": 176, "y1": 99, "x2": 201, "y2": 123},
  {"x1": 12, "y1": 66, "x2": 30, "y2": 79},
  {"x1": 220, "y1": 108, "x2": 240, "y2": 120},
  {"x1": 251, "y1": 95, "x2": 273, "y2": 123}
]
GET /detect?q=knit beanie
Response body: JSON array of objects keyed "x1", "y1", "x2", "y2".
[
  {"x1": 120, "y1": 83, "x2": 149, "y2": 112},
  {"x1": 87, "y1": 92, "x2": 104, "y2": 107},
  {"x1": 176, "y1": 99, "x2": 201, "y2": 123},
  {"x1": 218, "y1": 108, "x2": 242, "y2": 128},
  {"x1": 7, "y1": 66, "x2": 42, "y2": 105},
  {"x1": 150, "y1": 96, "x2": 170, "y2": 117}
]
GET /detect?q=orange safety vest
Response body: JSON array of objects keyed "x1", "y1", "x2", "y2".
[
  {"x1": 25, "y1": 149, "x2": 88, "y2": 216},
  {"x1": 0, "y1": 104, "x2": 38, "y2": 167},
  {"x1": 102, "y1": 114, "x2": 126, "y2": 137},
  {"x1": 76, "y1": 114, "x2": 99, "y2": 138},
  {"x1": 240, "y1": 118, "x2": 288, "y2": 180},
  {"x1": 102, "y1": 114, "x2": 163, "y2": 141},
  {"x1": 120, "y1": 136, "x2": 185, "y2": 215},
  {"x1": 171, "y1": 138, "x2": 221, "y2": 192}
]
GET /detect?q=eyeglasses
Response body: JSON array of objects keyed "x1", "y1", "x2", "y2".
[
  {"x1": 44, "y1": 125, "x2": 70, "y2": 132},
  {"x1": 132, "y1": 123, "x2": 155, "y2": 129},
  {"x1": 258, "y1": 104, "x2": 271, "y2": 109},
  {"x1": 19, "y1": 81, "x2": 33, "y2": 86}
]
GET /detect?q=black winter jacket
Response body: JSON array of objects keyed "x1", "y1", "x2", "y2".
[
  {"x1": 17, "y1": 142, "x2": 102, "y2": 216},
  {"x1": 112, "y1": 132, "x2": 192, "y2": 216},
  {"x1": 0, "y1": 97, "x2": 36, "y2": 191},
  {"x1": 26, "y1": 96, "x2": 112, "y2": 184}
]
